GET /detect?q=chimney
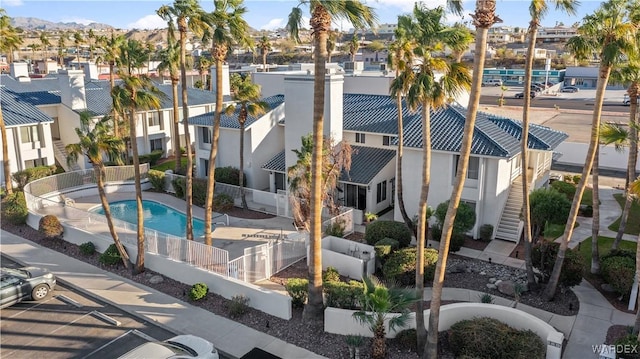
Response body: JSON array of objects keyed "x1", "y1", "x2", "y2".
[
  {"x1": 10, "y1": 62, "x2": 29, "y2": 79},
  {"x1": 58, "y1": 69, "x2": 87, "y2": 110},
  {"x1": 210, "y1": 64, "x2": 230, "y2": 96},
  {"x1": 283, "y1": 73, "x2": 344, "y2": 170}
]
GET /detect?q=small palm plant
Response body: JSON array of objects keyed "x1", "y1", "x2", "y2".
[{"x1": 353, "y1": 276, "x2": 419, "y2": 359}]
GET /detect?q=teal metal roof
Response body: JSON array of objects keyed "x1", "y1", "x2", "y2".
[
  {"x1": 188, "y1": 95, "x2": 285, "y2": 129},
  {"x1": 1, "y1": 88, "x2": 54, "y2": 126}
]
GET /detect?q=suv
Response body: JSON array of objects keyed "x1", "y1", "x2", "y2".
[
  {"x1": 623, "y1": 94, "x2": 639, "y2": 106},
  {"x1": 482, "y1": 79, "x2": 503, "y2": 87}
]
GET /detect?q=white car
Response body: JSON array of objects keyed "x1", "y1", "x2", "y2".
[
  {"x1": 624, "y1": 94, "x2": 639, "y2": 106},
  {"x1": 118, "y1": 335, "x2": 219, "y2": 359}
]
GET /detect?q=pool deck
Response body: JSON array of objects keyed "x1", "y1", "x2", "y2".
[{"x1": 46, "y1": 191, "x2": 300, "y2": 260}]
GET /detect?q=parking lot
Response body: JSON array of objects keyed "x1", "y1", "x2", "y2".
[{"x1": 1, "y1": 257, "x2": 176, "y2": 359}]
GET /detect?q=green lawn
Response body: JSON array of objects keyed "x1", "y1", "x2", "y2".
[
  {"x1": 543, "y1": 223, "x2": 578, "y2": 240},
  {"x1": 608, "y1": 193, "x2": 640, "y2": 235},
  {"x1": 581, "y1": 188, "x2": 593, "y2": 206},
  {"x1": 577, "y1": 236, "x2": 637, "y2": 273},
  {"x1": 151, "y1": 158, "x2": 189, "y2": 172}
]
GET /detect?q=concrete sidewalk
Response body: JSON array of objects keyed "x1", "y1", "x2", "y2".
[{"x1": 0, "y1": 230, "x2": 324, "y2": 359}]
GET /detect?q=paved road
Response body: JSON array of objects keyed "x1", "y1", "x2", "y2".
[
  {"x1": 0, "y1": 256, "x2": 176, "y2": 359},
  {"x1": 480, "y1": 94, "x2": 632, "y2": 112}
]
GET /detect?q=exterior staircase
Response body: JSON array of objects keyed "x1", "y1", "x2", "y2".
[
  {"x1": 52, "y1": 140, "x2": 81, "y2": 172},
  {"x1": 496, "y1": 176, "x2": 524, "y2": 242}
]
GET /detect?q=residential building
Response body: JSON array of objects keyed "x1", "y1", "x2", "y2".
[{"x1": 536, "y1": 26, "x2": 578, "y2": 44}]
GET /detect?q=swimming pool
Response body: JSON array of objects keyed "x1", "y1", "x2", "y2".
[{"x1": 91, "y1": 200, "x2": 208, "y2": 238}]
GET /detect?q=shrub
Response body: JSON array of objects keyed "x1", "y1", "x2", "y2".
[
  {"x1": 99, "y1": 244, "x2": 123, "y2": 266},
  {"x1": 227, "y1": 295, "x2": 250, "y2": 318},
  {"x1": 364, "y1": 221, "x2": 412, "y2": 248},
  {"x1": 394, "y1": 329, "x2": 417, "y2": 352},
  {"x1": 79, "y1": 242, "x2": 95, "y2": 255},
  {"x1": 430, "y1": 225, "x2": 442, "y2": 242},
  {"x1": 324, "y1": 220, "x2": 346, "y2": 237},
  {"x1": 172, "y1": 178, "x2": 185, "y2": 198},
  {"x1": 529, "y1": 188, "x2": 571, "y2": 240},
  {"x1": 602, "y1": 249, "x2": 636, "y2": 261},
  {"x1": 374, "y1": 237, "x2": 400, "y2": 259},
  {"x1": 192, "y1": 178, "x2": 208, "y2": 206},
  {"x1": 551, "y1": 181, "x2": 576, "y2": 201},
  {"x1": 324, "y1": 280, "x2": 363, "y2": 309},
  {"x1": 601, "y1": 256, "x2": 635, "y2": 298},
  {"x1": 2, "y1": 192, "x2": 28, "y2": 225},
  {"x1": 479, "y1": 224, "x2": 494, "y2": 242},
  {"x1": 285, "y1": 278, "x2": 308, "y2": 308},
  {"x1": 434, "y1": 201, "x2": 476, "y2": 235},
  {"x1": 323, "y1": 267, "x2": 341, "y2": 283},
  {"x1": 449, "y1": 317, "x2": 546, "y2": 359},
  {"x1": 614, "y1": 335, "x2": 640, "y2": 359},
  {"x1": 148, "y1": 169, "x2": 166, "y2": 192},
  {"x1": 38, "y1": 215, "x2": 63, "y2": 239},
  {"x1": 449, "y1": 233, "x2": 466, "y2": 252},
  {"x1": 215, "y1": 166, "x2": 245, "y2": 186},
  {"x1": 479, "y1": 292, "x2": 494, "y2": 304},
  {"x1": 531, "y1": 241, "x2": 583, "y2": 288},
  {"x1": 579, "y1": 205, "x2": 593, "y2": 217},
  {"x1": 213, "y1": 193, "x2": 234, "y2": 212},
  {"x1": 11, "y1": 165, "x2": 56, "y2": 191},
  {"x1": 189, "y1": 283, "x2": 209, "y2": 301},
  {"x1": 138, "y1": 150, "x2": 163, "y2": 166},
  {"x1": 383, "y1": 248, "x2": 438, "y2": 286},
  {"x1": 572, "y1": 174, "x2": 582, "y2": 184}
]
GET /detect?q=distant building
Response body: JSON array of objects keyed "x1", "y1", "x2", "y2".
[
  {"x1": 482, "y1": 68, "x2": 565, "y2": 85},
  {"x1": 536, "y1": 26, "x2": 578, "y2": 44}
]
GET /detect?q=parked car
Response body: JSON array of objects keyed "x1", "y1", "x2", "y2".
[
  {"x1": 482, "y1": 79, "x2": 503, "y2": 87},
  {"x1": 515, "y1": 91, "x2": 536, "y2": 99},
  {"x1": 561, "y1": 86, "x2": 579, "y2": 93},
  {"x1": 0, "y1": 266, "x2": 56, "y2": 308},
  {"x1": 623, "y1": 94, "x2": 639, "y2": 106},
  {"x1": 118, "y1": 335, "x2": 219, "y2": 359},
  {"x1": 531, "y1": 84, "x2": 543, "y2": 92}
]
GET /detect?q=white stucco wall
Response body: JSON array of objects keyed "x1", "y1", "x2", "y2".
[
  {"x1": 0, "y1": 127, "x2": 17, "y2": 186},
  {"x1": 343, "y1": 75, "x2": 394, "y2": 95},
  {"x1": 247, "y1": 103, "x2": 285, "y2": 190},
  {"x1": 366, "y1": 158, "x2": 396, "y2": 214},
  {"x1": 342, "y1": 131, "x2": 397, "y2": 150},
  {"x1": 556, "y1": 142, "x2": 640, "y2": 173},
  {"x1": 3, "y1": 123, "x2": 56, "y2": 176}
]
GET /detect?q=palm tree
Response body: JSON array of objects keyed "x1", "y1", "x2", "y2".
[
  {"x1": 544, "y1": 0, "x2": 638, "y2": 300},
  {"x1": 98, "y1": 31, "x2": 125, "y2": 137},
  {"x1": 88, "y1": 29, "x2": 96, "y2": 62},
  {"x1": 426, "y1": 0, "x2": 501, "y2": 357},
  {"x1": 396, "y1": 5, "x2": 472, "y2": 351},
  {"x1": 591, "y1": 145, "x2": 601, "y2": 273},
  {"x1": 257, "y1": 35, "x2": 271, "y2": 72},
  {"x1": 352, "y1": 276, "x2": 419, "y2": 359},
  {"x1": 73, "y1": 31, "x2": 83, "y2": 66},
  {"x1": 66, "y1": 112, "x2": 130, "y2": 269},
  {"x1": 27, "y1": 43, "x2": 40, "y2": 62},
  {"x1": 202, "y1": 0, "x2": 253, "y2": 247},
  {"x1": 630, "y1": 176, "x2": 640, "y2": 336},
  {"x1": 224, "y1": 76, "x2": 269, "y2": 210},
  {"x1": 610, "y1": 60, "x2": 640, "y2": 249},
  {"x1": 326, "y1": 30, "x2": 338, "y2": 62},
  {"x1": 388, "y1": 16, "x2": 415, "y2": 234},
  {"x1": 0, "y1": 107, "x2": 12, "y2": 195},
  {"x1": 57, "y1": 34, "x2": 67, "y2": 67},
  {"x1": 0, "y1": 10, "x2": 23, "y2": 64},
  {"x1": 287, "y1": 0, "x2": 377, "y2": 321},
  {"x1": 196, "y1": 56, "x2": 210, "y2": 89},
  {"x1": 348, "y1": 33, "x2": 360, "y2": 62},
  {"x1": 112, "y1": 39, "x2": 164, "y2": 274},
  {"x1": 520, "y1": 0, "x2": 579, "y2": 288},
  {"x1": 156, "y1": 39, "x2": 183, "y2": 174},
  {"x1": 157, "y1": 0, "x2": 209, "y2": 242},
  {"x1": 40, "y1": 31, "x2": 51, "y2": 60}
]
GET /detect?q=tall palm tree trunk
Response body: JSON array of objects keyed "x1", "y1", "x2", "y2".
[
  {"x1": 425, "y1": 3, "x2": 496, "y2": 355},
  {"x1": 521, "y1": 19, "x2": 537, "y2": 286},
  {"x1": 109, "y1": 62, "x2": 119, "y2": 137},
  {"x1": 0, "y1": 111, "x2": 13, "y2": 195},
  {"x1": 95, "y1": 165, "x2": 130, "y2": 268},
  {"x1": 204, "y1": 54, "x2": 226, "y2": 246},
  {"x1": 239, "y1": 117, "x2": 248, "y2": 210},
  {"x1": 416, "y1": 103, "x2": 432, "y2": 350},
  {"x1": 180, "y1": 23, "x2": 195, "y2": 242},
  {"x1": 591, "y1": 146, "x2": 600, "y2": 273},
  {"x1": 262, "y1": 52, "x2": 267, "y2": 72},
  {"x1": 171, "y1": 78, "x2": 182, "y2": 173},
  {"x1": 613, "y1": 87, "x2": 638, "y2": 249},
  {"x1": 544, "y1": 65, "x2": 612, "y2": 300},
  {"x1": 396, "y1": 88, "x2": 413, "y2": 232},
  {"x1": 129, "y1": 106, "x2": 145, "y2": 274},
  {"x1": 303, "y1": 5, "x2": 331, "y2": 321}
]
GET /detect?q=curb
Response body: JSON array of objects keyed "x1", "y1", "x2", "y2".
[{"x1": 1, "y1": 251, "x2": 239, "y2": 359}]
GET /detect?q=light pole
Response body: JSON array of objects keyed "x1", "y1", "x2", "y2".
[{"x1": 544, "y1": 56, "x2": 551, "y2": 93}]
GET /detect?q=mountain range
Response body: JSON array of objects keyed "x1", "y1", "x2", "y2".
[{"x1": 11, "y1": 17, "x2": 114, "y2": 31}]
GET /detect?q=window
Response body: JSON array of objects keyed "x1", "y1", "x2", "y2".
[
  {"x1": 203, "y1": 159, "x2": 209, "y2": 175},
  {"x1": 355, "y1": 133, "x2": 366, "y2": 144},
  {"x1": 148, "y1": 111, "x2": 161, "y2": 127},
  {"x1": 454, "y1": 155, "x2": 480, "y2": 180},
  {"x1": 376, "y1": 180, "x2": 387, "y2": 203},
  {"x1": 25, "y1": 158, "x2": 46, "y2": 169},
  {"x1": 383, "y1": 136, "x2": 392, "y2": 146},
  {"x1": 150, "y1": 138, "x2": 163, "y2": 152},
  {"x1": 201, "y1": 127, "x2": 211, "y2": 144},
  {"x1": 20, "y1": 125, "x2": 40, "y2": 143}
]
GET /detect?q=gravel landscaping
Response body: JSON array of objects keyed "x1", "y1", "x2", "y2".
[{"x1": 1, "y1": 216, "x2": 578, "y2": 358}]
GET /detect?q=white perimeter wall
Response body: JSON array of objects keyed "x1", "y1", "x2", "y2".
[{"x1": 556, "y1": 142, "x2": 640, "y2": 173}]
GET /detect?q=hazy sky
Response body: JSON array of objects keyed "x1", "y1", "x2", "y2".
[{"x1": 3, "y1": 0, "x2": 604, "y2": 31}]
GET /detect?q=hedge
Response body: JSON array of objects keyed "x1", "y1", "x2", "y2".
[
  {"x1": 383, "y1": 247, "x2": 438, "y2": 286},
  {"x1": 12, "y1": 165, "x2": 56, "y2": 190},
  {"x1": 601, "y1": 256, "x2": 635, "y2": 299},
  {"x1": 138, "y1": 150, "x2": 163, "y2": 166},
  {"x1": 2, "y1": 191, "x2": 28, "y2": 225},
  {"x1": 364, "y1": 221, "x2": 412, "y2": 248},
  {"x1": 531, "y1": 241, "x2": 583, "y2": 288}
]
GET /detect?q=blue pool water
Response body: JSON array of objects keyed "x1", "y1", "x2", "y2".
[{"x1": 91, "y1": 200, "x2": 208, "y2": 238}]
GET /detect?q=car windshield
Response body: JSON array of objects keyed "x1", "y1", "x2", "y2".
[
  {"x1": 164, "y1": 341, "x2": 198, "y2": 357},
  {"x1": 1, "y1": 268, "x2": 28, "y2": 279}
]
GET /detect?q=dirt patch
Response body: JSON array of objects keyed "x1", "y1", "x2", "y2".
[
  {"x1": 606, "y1": 325, "x2": 633, "y2": 344},
  {"x1": 220, "y1": 207, "x2": 275, "y2": 220},
  {"x1": 462, "y1": 237, "x2": 490, "y2": 251}
]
